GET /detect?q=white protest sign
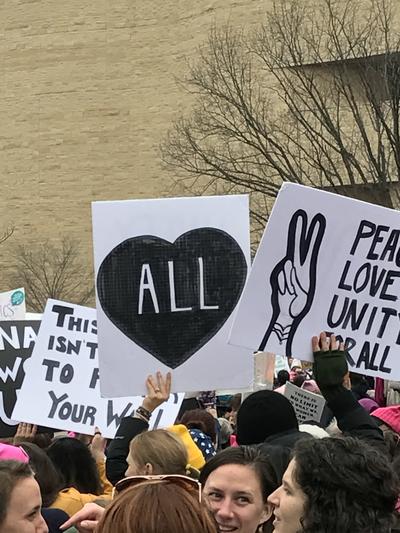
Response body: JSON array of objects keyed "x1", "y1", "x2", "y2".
[
  {"x1": 284, "y1": 381, "x2": 326, "y2": 424},
  {"x1": 13, "y1": 301, "x2": 184, "y2": 438},
  {"x1": 230, "y1": 183, "x2": 400, "y2": 380},
  {"x1": 0, "y1": 288, "x2": 26, "y2": 321},
  {"x1": 92, "y1": 195, "x2": 252, "y2": 397}
]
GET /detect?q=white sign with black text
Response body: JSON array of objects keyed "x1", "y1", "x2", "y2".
[
  {"x1": 284, "y1": 381, "x2": 326, "y2": 424},
  {"x1": 230, "y1": 183, "x2": 400, "y2": 380},
  {"x1": 13, "y1": 301, "x2": 183, "y2": 437},
  {"x1": 92, "y1": 195, "x2": 252, "y2": 396}
]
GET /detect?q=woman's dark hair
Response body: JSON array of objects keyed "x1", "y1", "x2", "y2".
[
  {"x1": 277, "y1": 370, "x2": 290, "y2": 386},
  {"x1": 0, "y1": 461, "x2": 33, "y2": 525},
  {"x1": 47, "y1": 437, "x2": 102, "y2": 495},
  {"x1": 200, "y1": 446, "x2": 284, "y2": 533},
  {"x1": 293, "y1": 437, "x2": 399, "y2": 533},
  {"x1": 180, "y1": 409, "x2": 217, "y2": 443},
  {"x1": 200, "y1": 445, "x2": 286, "y2": 498},
  {"x1": 21, "y1": 442, "x2": 61, "y2": 507}
]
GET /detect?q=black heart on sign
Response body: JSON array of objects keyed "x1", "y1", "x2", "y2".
[{"x1": 97, "y1": 228, "x2": 248, "y2": 368}]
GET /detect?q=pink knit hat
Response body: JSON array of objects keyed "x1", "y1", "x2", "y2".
[
  {"x1": 372, "y1": 406, "x2": 400, "y2": 434},
  {"x1": 0, "y1": 443, "x2": 29, "y2": 463}
]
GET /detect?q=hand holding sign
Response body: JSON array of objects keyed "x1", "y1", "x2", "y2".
[
  {"x1": 13, "y1": 422, "x2": 37, "y2": 444},
  {"x1": 259, "y1": 210, "x2": 326, "y2": 356},
  {"x1": 142, "y1": 372, "x2": 172, "y2": 413},
  {"x1": 90, "y1": 427, "x2": 107, "y2": 462},
  {"x1": 312, "y1": 332, "x2": 349, "y2": 389}
]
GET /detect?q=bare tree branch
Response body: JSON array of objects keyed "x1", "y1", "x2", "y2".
[
  {"x1": 161, "y1": 0, "x2": 400, "y2": 241},
  {"x1": 9, "y1": 238, "x2": 95, "y2": 312}
]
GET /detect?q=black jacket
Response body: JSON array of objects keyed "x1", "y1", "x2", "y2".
[{"x1": 106, "y1": 416, "x2": 148, "y2": 486}]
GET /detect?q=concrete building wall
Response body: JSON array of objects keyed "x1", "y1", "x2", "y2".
[{"x1": 0, "y1": 0, "x2": 268, "y2": 288}]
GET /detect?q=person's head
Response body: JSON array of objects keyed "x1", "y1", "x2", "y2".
[
  {"x1": 46, "y1": 437, "x2": 102, "y2": 495},
  {"x1": 277, "y1": 370, "x2": 290, "y2": 387},
  {"x1": 236, "y1": 390, "x2": 298, "y2": 445},
  {"x1": 97, "y1": 479, "x2": 217, "y2": 533},
  {"x1": 0, "y1": 461, "x2": 48, "y2": 533},
  {"x1": 268, "y1": 437, "x2": 399, "y2": 533},
  {"x1": 289, "y1": 366, "x2": 302, "y2": 382},
  {"x1": 180, "y1": 409, "x2": 217, "y2": 444},
  {"x1": 126, "y1": 429, "x2": 188, "y2": 476},
  {"x1": 20, "y1": 443, "x2": 61, "y2": 507},
  {"x1": 200, "y1": 446, "x2": 281, "y2": 533},
  {"x1": 291, "y1": 372, "x2": 307, "y2": 388}
]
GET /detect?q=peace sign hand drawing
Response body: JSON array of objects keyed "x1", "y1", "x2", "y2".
[{"x1": 259, "y1": 209, "x2": 326, "y2": 357}]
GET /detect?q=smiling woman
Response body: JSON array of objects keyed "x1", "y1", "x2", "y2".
[
  {"x1": 0, "y1": 461, "x2": 48, "y2": 533},
  {"x1": 200, "y1": 446, "x2": 285, "y2": 533}
]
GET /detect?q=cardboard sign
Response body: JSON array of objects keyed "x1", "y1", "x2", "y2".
[
  {"x1": 0, "y1": 288, "x2": 26, "y2": 321},
  {"x1": 253, "y1": 352, "x2": 275, "y2": 391},
  {"x1": 230, "y1": 183, "x2": 400, "y2": 380},
  {"x1": 13, "y1": 301, "x2": 184, "y2": 438},
  {"x1": 0, "y1": 320, "x2": 40, "y2": 437},
  {"x1": 92, "y1": 195, "x2": 252, "y2": 396},
  {"x1": 284, "y1": 381, "x2": 326, "y2": 424}
]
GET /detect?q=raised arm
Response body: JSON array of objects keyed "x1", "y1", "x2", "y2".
[{"x1": 105, "y1": 372, "x2": 171, "y2": 485}]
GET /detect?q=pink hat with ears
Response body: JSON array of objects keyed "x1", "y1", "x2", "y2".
[{"x1": 0, "y1": 443, "x2": 29, "y2": 463}]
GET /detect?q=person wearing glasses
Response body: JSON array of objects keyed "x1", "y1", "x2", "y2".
[
  {"x1": 61, "y1": 474, "x2": 216, "y2": 533},
  {"x1": 100, "y1": 475, "x2": 217, "y2": 533}
]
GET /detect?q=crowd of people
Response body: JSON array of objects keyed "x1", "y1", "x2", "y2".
[{"x1": 1, "y1": 331, "x2": 400, "y2": 532}]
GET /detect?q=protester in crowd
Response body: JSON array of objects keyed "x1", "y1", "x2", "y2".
[
  {"x1": 125, "y1": 428, "x2": 194, "y2": 477},
  {"x1": 218, "y1": 416, "x2": 234, "y2": 449},
  {"x1": 1, "y1": 442, "x2": 71, "y2": 532},
  {"x1": 268, "y1": 436, "x2": 399, "y2": 533},
  {"x1": 290, "y1": 370, "x2": 307, "y2": 388},
  {"x1": 63, "y1": 445, "x2": 283, "y2": 533},
  {"x1": 180, "y1": 408, "x2": 217, "y2": 460},
  {"x1": 0, "y1": 460, "x2": 48, "y2": 533},
  {"x1": 106, "y1": 371, "x2": 172, "y2": 485},
  {"x1": 106, "y1": 371, "x2": 206, "y2": 484},
  {"x1": 100, "y1": 477, "x2": 217, "y2": 533},
  {"x1": 236, "y1": 389, "x2": 309, "y2": 448},
  {"x1": 61, "y1": 477, "x2": 217, "y2": 533},
  {"x1": 46, "y1": 433, "x2": 112, "y2": 516},
  {"x1": 289, "y1": 364, "x2": 303, "y2": 383},
  {"x1": 200, "y1": 445, "x2": 285, "y2": 533},
  {"x1": 276, "y1": 370, "x2": 290, "y2": 388},
  {"x1": 218, "y1": 393, "x2": 241, "y2": 428},
  {"x1": 237, "y1": 332, "x2": 385, "y2": 452},
  {"x1": 20, "y1": 442, "x2": 61, "y2": 508}
]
